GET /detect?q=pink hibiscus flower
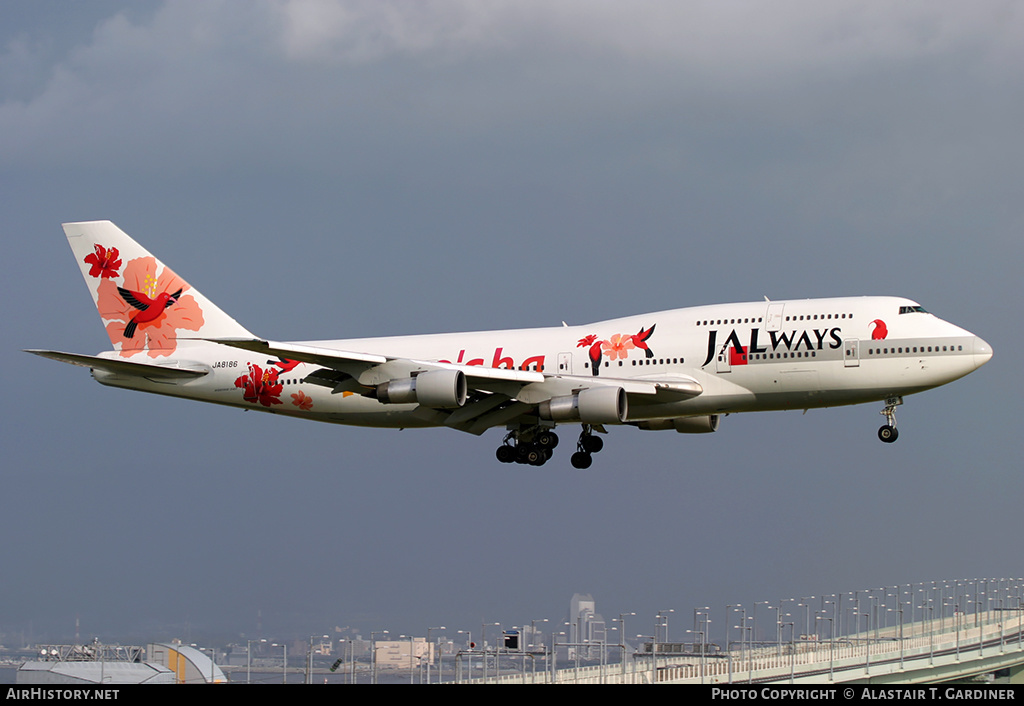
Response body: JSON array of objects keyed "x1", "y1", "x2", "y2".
[
  {"x1": 291, "y1": 390, "x2": 313, "y2": 411},
  {"x1": 95, "y1": 256, "x2": 205, "y2": 358},
  {"x1": 601, "y1": 333, "x2": 635, "y2": 361}
]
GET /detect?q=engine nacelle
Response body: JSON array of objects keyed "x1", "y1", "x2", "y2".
[
  {"x1": 376, "y1": 370, "x2": 467, "y2": 408},
  {"x1": 538, "y1": 387, "x2": 627, "y2": 425},
  {"x1": 637, "y1": 415, "x2": 720, "y2": 433},
  {"x1": 673, "y1": 415, "x2": 719, "y2": 433}
]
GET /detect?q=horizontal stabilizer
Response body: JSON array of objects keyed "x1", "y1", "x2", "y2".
[{"x1": 25, "y1": 349, "x2": 208, "y2": 380}]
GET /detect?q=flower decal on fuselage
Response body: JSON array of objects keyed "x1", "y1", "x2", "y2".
[
  {"x1": 235, "y1": 363, "x2": 284, "y2": 407},
  {"x1": 577, "y1": 325, "x2": 657, "y2": 376}
]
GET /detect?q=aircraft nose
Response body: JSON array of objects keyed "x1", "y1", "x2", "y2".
[{"x1": 973, "y1": 335, "x2": 993, "y2": 369}]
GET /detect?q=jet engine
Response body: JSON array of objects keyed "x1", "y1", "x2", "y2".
[
  {"x1": 375, "y1": 370, "x2": 467, "y2": 408},
  {"x1": 637, "y1": 415, "x2": 720, "y2": 433},
  {"x1": 538, "y1": 387, "x2": 627, "y2": 425}
]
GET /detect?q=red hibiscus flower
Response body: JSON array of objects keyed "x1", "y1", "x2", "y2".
[
  {"x1": 577, "y1": 334, "x2": 598, "y2": 348},
  {"x1": 235, "y1": 363, "x2": 284, "y2": 407},
  {"x1": 83, "y1": 244, "x2": 122, "y2": 279},
  {"x1": 291, "y1": 390, "x2": 313, "y2": 410}
]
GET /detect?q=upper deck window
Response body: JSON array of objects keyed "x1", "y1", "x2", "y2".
[{"x1": 899, "y1": 305, "x2": 928, "y2": 314}]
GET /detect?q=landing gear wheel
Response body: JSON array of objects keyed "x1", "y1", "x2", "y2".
[
  {"x1": 577, "y1": 424, "x2": 604, "y2": 458},
  {"x1": 571, "y1": 452, "x2": 593, "y2": 469},
  {"x1": 496, "y1": 445, "x2": 516, "y2": 463},
  {"x1": 878, "y1": 425, "x2": 899, "y2": 443},
  {"x1": 524, "y1": 446, "x2": 545, "y2": 465},
  {"x1": 877, "y1": 396, "x2": 903, "y2": 444},
  {"x1": 537, "y1": 431, "x2": 559, "y2": 449}
]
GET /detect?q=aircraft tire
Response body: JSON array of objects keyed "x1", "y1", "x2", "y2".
[
  {"x1": 877, "y1": 425, "x2": 899, "y2": 443},
  {"x1": 571, "y1": 451, "x2": 593, "y2": 469},
  {"x1": 582, "y1": 435, "x2": 603, "y2": 454},
  {"x1": 537, "y1": 431, "x2": 558, "y2": 449}
]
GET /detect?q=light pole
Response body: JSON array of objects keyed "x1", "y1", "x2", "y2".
[
  {"x1": 686, "y1": 627, "x2": 706, "y2": 684},
  {"x1": 481, "y1": 621, "x2": 499, "y2": 682},
  {"x1": 551, "y1": 630, "x2": 565, "y2": 683},
  {"x1": 427, "y1": 626, "x2": 445, "y2": 684},
  {"x1": 371, "y1": 630, "x2": 388, "y2": 684},
  {"x1": 246, "y1": 639, "x2": 254, "y2": 685},
  {"x1": 782, "y1": 621, "x2": 795, "y2": 683},
  {"x1": 530, "y1": 618, "x2": 548, "y2": 682},
  {"x1": 657, "y1": 608, "x2": 675, "y2": 645},
  {"x1": 615, "y1": 613, "x2": 634, "y2": 681},
  {"x1": 726, "y1": 604, "x2": 741, "y2": 683},
  {"x1": 816, "y1": 612, "x2": 834, "y2": 682},
  {"x1": 862, "y1": 613, "x2": 870, "y2": 676},
  {"x1": 637, "y1": 635, "x2": 656, "y2": 684}
]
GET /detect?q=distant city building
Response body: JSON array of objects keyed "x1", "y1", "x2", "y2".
[
  {"x1": 311, "y1": 637, "x2": 333, "y2": 656},
  {"x1": 521, "y1": 624, "x2": 547, "y2": 652},
  {"x1": 569, "y1": 593, "x2": 607, "y2": 660},
  {"x1": 374, "y1": 638, "x2": 434, "y2": 669}
]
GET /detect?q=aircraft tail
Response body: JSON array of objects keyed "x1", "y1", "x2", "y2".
[{"x1": 63, "y1": 220, "x2": 255, "y2": 358}]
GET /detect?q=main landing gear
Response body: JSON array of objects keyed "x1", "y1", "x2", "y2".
[
  {"x1": 877, "y1": 396, "x2": 903, "y2": 443},
  {"x1": 570, "y1": 425, "x2": 604, "y2": 469},
  {"x1": 495, "y1": 427, "x2": 560, "y2": 466},
  {"x1": 495, "y1": 424, "x2": 607, "y2": 468}
]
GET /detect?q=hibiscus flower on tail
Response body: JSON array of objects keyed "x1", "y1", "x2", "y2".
[{"x1": 64, "y1": 220, "x2": 256, "y2": 359}]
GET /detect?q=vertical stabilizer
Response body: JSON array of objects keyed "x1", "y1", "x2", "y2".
[{"x1": 63, "y1": 220, "x2": 254, "y2": 358}]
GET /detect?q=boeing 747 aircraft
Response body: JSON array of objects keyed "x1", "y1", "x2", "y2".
[{"x1": 29, "y1": 221, "x2": 992, "y2": 468}]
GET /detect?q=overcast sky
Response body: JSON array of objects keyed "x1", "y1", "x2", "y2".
[{"x1": 2, "y1": 1, "x2": 1021, "y2": 648}]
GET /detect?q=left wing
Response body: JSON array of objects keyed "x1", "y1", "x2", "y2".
[{"x1": 209, "y1": 338, "x2": 702, "y2": 434}]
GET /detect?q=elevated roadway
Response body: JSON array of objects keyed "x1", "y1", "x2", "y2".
[{"x1": 471, "y1": 608, "x2": 1024, "y2": 684}]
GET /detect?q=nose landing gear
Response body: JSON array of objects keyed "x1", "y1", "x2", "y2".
[{"x1": 877, "y1": 396, "x2": 902, "y2": 443}]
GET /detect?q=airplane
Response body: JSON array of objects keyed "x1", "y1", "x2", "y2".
[{"x1": 28, "y1": 221, "x2": 993, "y2": 468}]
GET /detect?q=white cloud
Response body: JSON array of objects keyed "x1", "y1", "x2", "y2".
[
  {"x1": 274, "y1": 0, "x2": 507, "y2": 63},
  {"x1": 0, "y1": 0, "x2": 1020, "y2": 172}
]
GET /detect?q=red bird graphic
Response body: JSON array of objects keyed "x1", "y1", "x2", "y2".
[
  {"x1": 271, "y1": 358, "x2": 301, "y2": 373},
  {"x1": 631, "y1": 324, "x2": 657, "y2": 358},
  {"x1": 577, "y1": 334, "x2": 603, "y2": 376},
  {"x1": 870, "y1": 319, "x2": 888, "y2": 340},
  {"x1": 587, "y1": 340, "x2": 603, "y2": 375},
  {"x1": 117, "y1": 286, "x2": 183, "y2": 339}
]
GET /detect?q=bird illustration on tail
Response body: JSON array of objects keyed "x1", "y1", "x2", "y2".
[{"x1": 117, "y1": 286, "x2": 183, "y2": 339}]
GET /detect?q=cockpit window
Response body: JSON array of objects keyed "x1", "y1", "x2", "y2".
[{"x1": 899, "y1": 305, "x2": 928, "y2": 314}]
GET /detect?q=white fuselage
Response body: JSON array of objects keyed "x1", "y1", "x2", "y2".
[{"x1": 92, "y1": 295, "x2": 992, "y2": 431}]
